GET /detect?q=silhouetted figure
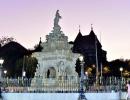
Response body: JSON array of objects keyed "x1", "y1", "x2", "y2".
[
  {"x1": 47, "y1": 70, "x2": 50, "y2": 78},
  {"x1": 126, "y1": 80, "x2": 130, "y2": 100},
  {"x1": 0, "y1": 82, "x2": 2, "y2": 99}
]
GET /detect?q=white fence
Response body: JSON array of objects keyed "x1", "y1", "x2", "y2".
[{"x1": 0, "y1": 76, "x2": 127, "y2": 93}]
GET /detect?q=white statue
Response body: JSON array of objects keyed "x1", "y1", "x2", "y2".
[{"x1": 54, "y1": 10, "x2": 62, "y2": 27}]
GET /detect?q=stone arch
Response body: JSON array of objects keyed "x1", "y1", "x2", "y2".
[{"x1": 46, "y1": 67, "x2": 56, "y2": 78}]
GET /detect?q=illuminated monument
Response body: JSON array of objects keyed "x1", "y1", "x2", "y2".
[{"x1": 31, "y1": 10, "x2": 80, "y2": 91}]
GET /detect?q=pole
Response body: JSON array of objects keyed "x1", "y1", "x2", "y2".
[
  {"x1": 80, "y1": 61, "x2": 84, "y2": 94},
  {"x1": 0, "y1": 59, "x2": 4, "y2": 99},
  {"x1": 78, "y1": 56, "x2": 87, "y2": 100},
  {"x1": 0, "y1": 82, "x2": 2, "y2": 99},
  {"x1": 121, "y1": 71, "x2": 122, "y2": 91},
  {"x1": 22, "y1": 56, "x2": 25, "y2": 78},
  {"x1": 95, "y1": 36, "x2": 99, "y2": 86},
  {"x1": 119, "y1": 71, "x2": 122, "y2": 100},
  {"x1": 119, "y1": 67, "x2": 123, "y2": 100},
  {"x1": 99, "y1": 32, "x2": 103, "y2": 85},
  {"x1": 100, "y1": 63, "x2": 103, "y2": 84}
]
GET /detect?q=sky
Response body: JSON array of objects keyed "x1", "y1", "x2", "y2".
[{"x1": 0, "y1": 0, "x2": 130, "y2": 61}]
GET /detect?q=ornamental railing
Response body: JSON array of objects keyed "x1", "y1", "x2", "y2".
[{"x1": 0, "y1": 76, "x2": 127, "y2": 93}]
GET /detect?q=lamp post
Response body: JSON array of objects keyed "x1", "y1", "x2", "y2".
[
  {"x1": 22, "y1": 71, "x2": 26, "y2": 87},
  {"x1": 22, "y1": 71, "x2": 26, "y2": 78},
  {"x1": 0, "y1": 59, "x2": 4, "y2": 65},
  {"x1": 4, "y1": 70, "x2": 7, "y2": 78},
  {"x1": 3, "y1": 70, "x2": 8, "y2": 88},
  {"x1": 120, "y1": 67, "x2": 123, "y2": 77},
  {"x1": 119, "y1": 67, "x2": 123, "y2": 100},
  {"x1": 0, "y1": 59, "x2": 4, "y2": 99},
  {"x1": 85, "y1": 71, "x2": 88, "y2": 92},
  {"x1": 85, "y1": 72, "x2": 88, "y2": 78},
  {"x1": 78, "y1": 55, "x2": 87, "y2": 100},
  {"x1": 0, "y1": 59, "x2": 4, "y2": 79},
  {"x1": 119, "y1": 67, "x2": 123, "y2": 90}
]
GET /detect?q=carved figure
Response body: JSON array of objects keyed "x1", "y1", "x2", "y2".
[{"x1": 54, "y1": 10, "x2": 62, "y2": 27}]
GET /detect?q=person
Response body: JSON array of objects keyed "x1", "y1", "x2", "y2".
[
  {"x1": 0, "y1": 82, "x2": 2, "y2": 99},
  {"x1": 126, "y1": 80, "x2": 130, "y2": 100}
]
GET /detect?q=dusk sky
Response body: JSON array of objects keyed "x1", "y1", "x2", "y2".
[{"x1": 0, "y1": 0, "x2": 130, "y2": 61}]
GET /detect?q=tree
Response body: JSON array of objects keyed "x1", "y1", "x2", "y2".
[
  {"x1": 75, "y1": 58, "x2": 81, "y2": 76},
  {"x1": 0, "y1": 41, "x2": 34, "y2": 77},
  {"x1": 15, "y1": 56, "x2": 38, "y2": 78},
  {"x1": 108, "y1": 59, "x2": 129, "y2": 76},
  {"x1": 0, "y1": 36, "x2": 14, "y2": 46},
  {"x1": 75, "y1": 58, "x2": 87, "y2": 77}
]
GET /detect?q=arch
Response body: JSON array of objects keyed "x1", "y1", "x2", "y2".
[
  {"x1": 47, "y1": 70, "x2": 50, "y2": 78},
  {"x1": 46, "y1": 67, "x2": 56, "y2": 78}
]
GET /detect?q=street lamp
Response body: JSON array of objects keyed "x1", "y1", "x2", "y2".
[
  {"x1": 0, "y1": 59, "x2": 4, "y2": 65},
  {"x1": 0, "y1": 59, "x2": 4, "y2": 79},
  {"x1": 85, "y1": 71, "x2": 88, "y2": 80},
  {"x1": 120, "y1": 67, "x2": 123, "y2": 76},
  {"x1": 0, "y1": 59, "x2": 4, "y2": 99},
  {"x1": 85, "y1": 72, "x2": 88, "y2": 76},
  {"x1": 22, "y1": 71, "x2": 26, "y2": 78},
  {"x1": 4, "y1": 70, "x2": 7, "y2": 78},
  {"x1": 78, "y1": 55, "x2": 87, "y2": 100},
  {"x1": 22, "y1": 71, "x2": 26, "y2": 86},
  {"x1": 119, "y1": 67, "x2": 123, "y2": 90},
  {"x1": 119, "y1": 67, "x2": 123, "y2": 99}
]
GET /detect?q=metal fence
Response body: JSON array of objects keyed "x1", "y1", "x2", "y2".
[{"x1": 0, "y1": 76, "x2": 127, "y2": 93}]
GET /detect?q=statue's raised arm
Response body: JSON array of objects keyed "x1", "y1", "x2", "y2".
[{"x1": 54, "y1": 10, "x2": 62, "y2": 27}]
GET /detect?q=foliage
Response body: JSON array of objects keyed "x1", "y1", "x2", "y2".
[
  {"x1": 75, "y1": 58, "x2": 87, "y2": 77},
  {"x1": 75, "y1": 58, "x2": 130, "y2": 77},
  {"x1": 0, "y1": 36, "x2": 14, "y2": 46},
  {"x1": 15, "y1": 56, "x2": 38, "y2": 78},
  {"x1": 0, "y1": 40, "x2": 33, "y2": 78},
  {"x1": 75, "y1": 58, "x2": 81, "y2": 76},
  {"x1": 108, "y1": 59, "x2": 130, "y2": 77}
]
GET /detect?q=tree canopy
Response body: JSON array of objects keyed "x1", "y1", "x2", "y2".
[
  {"x1": 15, "y1": 56, "x2": 38, "y2": 78},
  {"x1": 0, "y1": 36, "x2": 14, "y2": 47}
]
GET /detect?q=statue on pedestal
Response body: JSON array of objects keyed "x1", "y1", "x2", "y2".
[{"x1": 54, "y1": 10, "x2": 62, "y2": 27}]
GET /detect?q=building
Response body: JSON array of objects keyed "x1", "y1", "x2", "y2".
[{"x1": 72, "y1": 27, "x2": 107, "y2": 75}]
